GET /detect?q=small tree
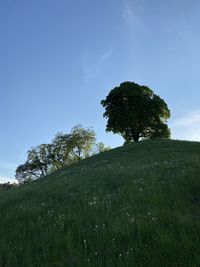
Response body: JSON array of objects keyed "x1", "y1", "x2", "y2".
[{"x1": 101, "y1": 81, "x2": 171, "y2": 142}]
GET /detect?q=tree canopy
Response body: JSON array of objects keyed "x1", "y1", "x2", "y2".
[
  {"x1": 101, "y1": 81, "x2": 171, "y2": 142},
  {"x1": 15, "y1": 125, "x2": 98, "y2": 183}
]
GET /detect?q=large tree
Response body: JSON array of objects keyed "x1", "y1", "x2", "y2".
[{"x1": 101, "y1": 81, "x2": 171, "y2": 142}]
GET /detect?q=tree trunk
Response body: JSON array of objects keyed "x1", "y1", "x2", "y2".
[{"x1": 131, "y1": 131, "x2": 140, "y2": 142}]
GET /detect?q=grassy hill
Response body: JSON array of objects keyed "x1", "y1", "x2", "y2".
[{"x1": 0, "y1": 139, "x2": 200, "y2": 267}]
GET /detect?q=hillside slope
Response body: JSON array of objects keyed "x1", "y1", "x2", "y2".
[{"x1": 0, "y1": 140, "x2": 200, "y2": 267}]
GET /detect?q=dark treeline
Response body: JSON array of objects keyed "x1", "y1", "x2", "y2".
[{"x1": 0, "y1": 182, "x2": 18, "y2": 192}]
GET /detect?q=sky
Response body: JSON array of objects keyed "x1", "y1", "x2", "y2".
[{"x1": 0, "y1": 0, "x2": 200, "y2": 182}]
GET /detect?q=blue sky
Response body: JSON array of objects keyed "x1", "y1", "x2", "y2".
[{"x1": 1, "y1": 0, "x2": 200, "y2": 182}]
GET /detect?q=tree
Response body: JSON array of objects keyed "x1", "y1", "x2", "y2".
[
  {"x1": 69, "y1": 125, "x2": 96, "y2": 161},
  {"x1": 15, "y1": 125, "x2": 97, "y2": 183},
  {"x1": 51, "y1": 133, "x2": 74, "y2": 169},
  {"x1": 101, "y1": 81, "x2": 171, "y2": 142},
  {"x1": 50, "y1": 125, "x2": 96, "y2": 167},
  {"x1": 15, "y1": 144, "x2": 54, "y2": 183}
]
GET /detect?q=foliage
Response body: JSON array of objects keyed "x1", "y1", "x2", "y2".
[
  {"x1": 1, "y1": 140, "x2": 200, "y2": 266},
  {"x1": 69, "y1": 124, "x2": 96, "y2": 161},
  {"x1": 101, "y1": 81, "x2": 171, "y2": 142},
  {"x1": 51, "y1": 133, "x2": 75, "y2": 170},
  {"x1": 15, "y1": 125, "x2": 97, "y2": 183},
  {"x1": 15, "y1": 144, "x2": 54, "y2": 183}
]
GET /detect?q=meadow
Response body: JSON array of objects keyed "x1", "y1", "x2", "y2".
[{"x1": 0, "y1": 139, "x2": 200, "y2": 267}]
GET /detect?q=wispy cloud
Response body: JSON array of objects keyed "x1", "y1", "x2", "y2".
[
  {"x1": 82, "y1": 48, "x2": 113, "y2": 87},
  {"x1": 170, "y1": 109, "x2": 200, "y2": 141},
  {"x1": 122, "y1": 0, "x2": 144, "y2": 27}
]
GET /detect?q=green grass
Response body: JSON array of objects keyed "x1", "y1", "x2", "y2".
[{"x1": 0, "y1": 139, "x2": 200, "y2": 267}]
